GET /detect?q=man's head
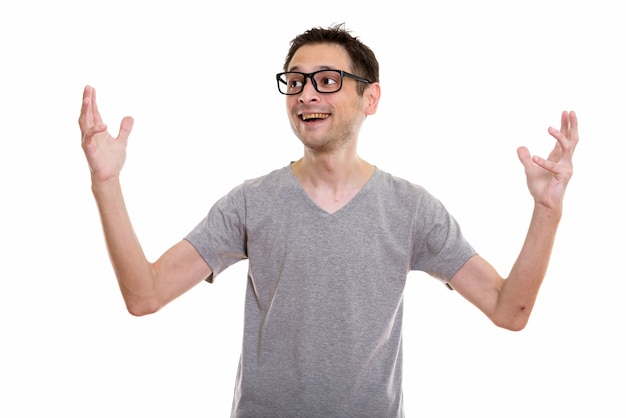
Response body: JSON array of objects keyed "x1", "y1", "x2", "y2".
[
  {"x1": 283, "y1": 23, "x2": 379, "y2": 96},
  {"x1": 279, "y1": 24, "x2": 381, "y2": 153}
]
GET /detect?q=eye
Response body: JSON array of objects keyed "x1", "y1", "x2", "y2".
[
  {"x1": 283, "y1": 74, "x2": 305, "y2": 93},
  {"x1": 318, "y1": 72, "x2": 340, "y2": 87},
  {"x1": 320, "y1": 76, "x2": 337, "y2": 86},
  {"x1": 285, "y1": 74, "x2": 303, "y2": 85},
  {"x1": 314, "y1": 71, "x2": 343, "y2": 92}
]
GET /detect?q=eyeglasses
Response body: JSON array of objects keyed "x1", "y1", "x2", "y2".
[{"x1": 276, "y1": 69, "x2": 372, "y2": 95}]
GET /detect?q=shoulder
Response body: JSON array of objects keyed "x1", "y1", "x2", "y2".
[
  {"x1": 217, "y1": 165, "x2": 293, "y2": 200},
  {"x1": 371, "y1": 169, "x2": 449, "y2": 216},
  {"x1": 242, "y1": 165, "x2": 293, "y2": 190},
  {"x1": 229, "y1": 165, "x2": 298, "y2": 212},
  {"x1": 372, "y1": 168, "x2": 430, "y2": 199}
]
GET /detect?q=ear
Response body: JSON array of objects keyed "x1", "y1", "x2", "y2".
[{"x1": 364, "y1": 82, "x2": 381, "y2": 116}]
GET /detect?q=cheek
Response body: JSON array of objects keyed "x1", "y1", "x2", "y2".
[{"x1": 285, "y1": 97, "x2": 298, "y2": 116}]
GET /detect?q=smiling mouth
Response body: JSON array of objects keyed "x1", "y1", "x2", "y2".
[{"x1": 300, "y1": 113, "x2": 330, "y2": 121}]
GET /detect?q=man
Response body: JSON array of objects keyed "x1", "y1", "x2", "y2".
[{"x1": 79, "y1": 24, "x2": 578, "y2": 417}]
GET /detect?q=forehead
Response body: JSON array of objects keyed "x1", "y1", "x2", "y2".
[{"x1": 287, "y1": 43, "x2": 352, "y2": 72}]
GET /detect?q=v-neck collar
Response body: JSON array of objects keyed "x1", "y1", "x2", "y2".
[{"x1": 286, "y1": 164, "x2": 379, "y2": 217}]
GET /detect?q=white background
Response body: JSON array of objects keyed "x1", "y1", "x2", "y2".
[{"x1": 1, "y1": 1, "x2": 624, "y2": 416}]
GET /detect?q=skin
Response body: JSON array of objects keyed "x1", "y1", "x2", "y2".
[
  {"x1": 80, "y1": 88, "x2": 210, "y2": 316},
  {"x1": 286, "y1": 44, "x2": 381, "y2": 213},
  {"x1": 79, "y1": 42, "x2": 578, "y2": 330}
]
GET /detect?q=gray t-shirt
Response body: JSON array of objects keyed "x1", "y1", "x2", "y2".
[{"x1": 185, "y1": 165, "x2": 476, "y2": 417}]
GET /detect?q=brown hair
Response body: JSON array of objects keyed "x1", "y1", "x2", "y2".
[{"x1": 283, "y1": 23, "x2": 379, "y2": 95}]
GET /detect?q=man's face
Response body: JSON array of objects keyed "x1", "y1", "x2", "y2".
[{"x1": 285, "y1": 43, "x2": 373, "y2": 153}]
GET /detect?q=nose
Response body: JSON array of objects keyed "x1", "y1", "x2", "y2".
[{"x1": 298, "y1": 77, "x2": 320, "y2": 103}]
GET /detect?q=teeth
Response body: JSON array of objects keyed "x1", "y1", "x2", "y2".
[{"x1": 302, "y1": 113, "x2": 330, "y2": 121}]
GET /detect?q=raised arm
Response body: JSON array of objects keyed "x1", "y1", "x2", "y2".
[
  {"x1": 448, "y1": 111, "x2": 579, "y2": 331},
  {"x1": 79, "y1": 86, "x2": 211, "y2": 316}
]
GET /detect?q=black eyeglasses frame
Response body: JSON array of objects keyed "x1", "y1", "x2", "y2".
[{"x1": 275, "y1": 69, "x2": 372, "y2": 95}]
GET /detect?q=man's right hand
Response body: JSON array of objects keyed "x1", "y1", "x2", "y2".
[{"x1": 78, "y1": 85, "x2": 134, "y2": 183}]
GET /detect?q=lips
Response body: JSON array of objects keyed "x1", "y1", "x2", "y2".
[{"x1": 300, "y1": 113, "x2": 330, "y2": 121}]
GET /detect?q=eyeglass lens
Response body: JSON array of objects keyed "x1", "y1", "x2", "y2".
[{"x1": 278, "y1": 71, "x2": 343, "y2": 95}]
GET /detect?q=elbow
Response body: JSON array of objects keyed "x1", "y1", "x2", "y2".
[
  {"x1": 490, "y1": 308, "x2": 531, "y2": 332},
  {"x1": 127, "y1": 303, "x2": 160, "y2": 317},
  {"x1": 124, "y1": 298, "x2": 162, "y2": 317},
  {"x1": 493, "y1": 317, "x2": 528, "y2": 332},
  {"x1": 119, "y1": 281, "x2": 163, "y2": 316}
]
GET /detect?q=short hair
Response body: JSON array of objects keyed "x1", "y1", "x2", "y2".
[{"x1": 283, "y1": 23, "x2": 380, "y2": 95}]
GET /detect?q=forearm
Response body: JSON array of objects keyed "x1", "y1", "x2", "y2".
[
  {"x1": 495, "y1": 203, "x2": 562, "y2": 329},
  {"x1": 91, "y1": 176, "x2": 160, "y2": 315}
]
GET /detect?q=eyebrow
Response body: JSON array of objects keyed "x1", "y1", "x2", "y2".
[{"x1": 287, "y1": 65, "x2": 336, "y2": 73}]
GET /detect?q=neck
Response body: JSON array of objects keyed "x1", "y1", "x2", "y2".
[
  {"x1": 290, "y1": 146, "x2": 375, "y2": 214},
  {"x1": 293, "y1": 146, "x2": 374, "y2": 191}
]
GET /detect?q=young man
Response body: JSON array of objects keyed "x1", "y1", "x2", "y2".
[{"x1": 79, "y1": 24, "x2": 578, "y2": 417}]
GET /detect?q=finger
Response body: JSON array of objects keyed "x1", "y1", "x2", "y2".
[
  {"x1": 567, "y1": 110, "x2": 579, "y2": 146},
  {"x1": 547, "y1": 122, "x2": 571, "y2": 152},
  {"x1": 531, "y1": 155, "x2": 558, "y2": 174},
  {"x1": 550, "y1": 110, "x2": 570, "y2": 142},
  {"x1": 91, "y1": 86, "x2": 104, "y2": 126},
  {"x1": 516, "y1": 146, "x2": 532, "y2": 168},
  {"x1": 560, "y1": 110, "x2": 569, "y2": 137},
  {"x1": 117, "y1": 116, "x2": 134, "y2": 144},
  {"x1": 518, "y1": 146, "x2": 561, "y2": 178},
  {"x1": 78, "y1": 85, "x2": 93, "y2": 131},
  {"x1": 81, "y1": 123, "x2": 108, "y2": 144},
  {"x1": 553, "y1": 111, "x2": 579, "y2": 157}
]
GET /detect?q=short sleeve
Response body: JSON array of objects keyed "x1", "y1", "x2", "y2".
[
  {"x1": 184, "y1": 184, "x2": 248, "y2": 282},
  {"x1": 410, "y1": 191, "x2": 477, "y2": 282}
]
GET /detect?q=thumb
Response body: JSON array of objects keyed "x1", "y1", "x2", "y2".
[
  {"x1": 516, "y1": 146, "x2": 532, "y2": 168},
  {"x1": 117, "y1": 116, "x2": 134, "y2": 143}
]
